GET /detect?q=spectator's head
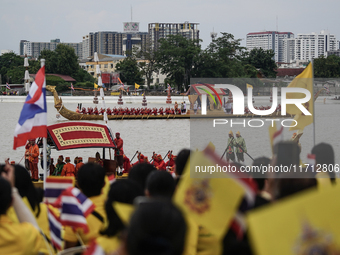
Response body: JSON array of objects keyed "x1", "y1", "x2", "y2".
[
  {"x1": 65, "y1": 157, "x2": 71, "y2": 163},
  {"x1": 277, "y1": 178, "x2": 317, "y2": 200},
  {"x1": 274, "y1": 141, "x2": 300, "y2": 167},
  {"x1": 128, "y1": 163, "x2": 156, "y2": 190},
  {"x1": 95, "y1": 152, "x2": 101, "y2": 160},
  {"x1": 14, "y1": 164, "x2": 40, "y2": 215},
  {"x1": 311, "y1": 143, "x2": 335, "y2": 180},
  {"x1": 102, "y1": 179, "x2": 144, "y2": 237},
  {"x1": 126, "y1": 201, "x2": 186, "y2": 255},
  {"x1": 146, "y1": 171, "x2": 176, "y2": 199},
  {"x1": 58, "y1": 155, "x2": 64, "y2": 164},
  {"x1": 251, "y1": 157, "x2": 271, "y2": 191},
  {"x1": 175, "y1": 149, "x2": 191, "y2": 177},
  {"x1": 0, "y1": 177, "x2": 12, "y2": 215},
  {"x1": 77, "y1": 163, "x2": 105, "y2": 197}
]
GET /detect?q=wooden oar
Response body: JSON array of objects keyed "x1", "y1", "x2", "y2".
[
  {"x1": 221, "y1": 137, "x2": 234, "y2": 160},
  {"x1": 162, "y1": 150, "x2": 171, "y2": 161},
  {"x1": 130, "y1": 150, "x2": 139, "y2": 162}
]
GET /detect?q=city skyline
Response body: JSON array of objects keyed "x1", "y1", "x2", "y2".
[{"x1": 1, "y1": 0, "x2": 339, "y2": 54}]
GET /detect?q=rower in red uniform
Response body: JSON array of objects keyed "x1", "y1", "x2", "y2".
[
  {"x1": 132, "y1": 153, "x2": 144, "y2": 166},
  {"x1": 155, "y1": 154, "x2": 166, "y2": 171},
  {"x1": 165, "y1": 154, "x2": 176, "y2": 171},
  {"x1": 106, "y1": 108, "x2": 112, "y2": 115},
  {"x1": 75, "y1": 157, "x2": 84, "y2": 177},
  {"x1": 99, "y1": 108, "x2": 105, "y2": 115},
  {"x1": 123, "y1": 154, "x2": 131, "y2": 173},
  {"x1": 61, "y1": 157, "x2": 76, "y2": 177},
  {"x1": 94, "y1": 107, "x2": 99, "y2": 115},
  {"x1": 81, "y1": 107, "x2": 87, "y2": 114}
]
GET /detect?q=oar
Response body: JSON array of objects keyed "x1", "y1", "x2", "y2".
[
  {"x1": 162, "y1": 150, "x2": 171, "y2": 161},
  {"x1": 167, "y1": 151, "x2": 173, "y2": 168},
  {"x1": 150, "y1": 151, "x2": 156, "y2": 164},
  {"x1": 130, "y1": 150, "x2": 139, "y2": 162},
  {"x1": 221, "y1": 137, "x2": 234, "y2": 159},
  {"x1": 234, "y1": 141, "x2": 254, "y2": 161},
  {"x1": 18, "y1": 154, "x2": 25, "y2": 164}
]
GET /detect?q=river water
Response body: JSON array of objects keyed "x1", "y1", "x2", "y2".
[{"x1": 0, "y1": 95, "x2": 339, "y2": 174}]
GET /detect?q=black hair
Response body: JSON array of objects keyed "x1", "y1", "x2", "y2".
[
  {"x1": 251, "y1": 157, "x2": 271, "y2": 191},
  {"x1": 146, "y1": 171, "x2": 176, "y2": 199},
  {"x1": 311, "y1": 143, "x2": 335, "y2": 180},
  {"x1": 175, "y1": 149, "x2": 191, "y2": 176},
  {"x1": 128, "y1": 163, "x2": 157, "y2": 190},
  {"x1": 101, "y1": 179, "x2": 144, "y2": 237},
  {"x1": 77, "y1": 163, "x2": 106, "y2": 197},
  {"x1": 14, "y1": 164, "x2": 41, "y2": 217},
  {"x1": 277, "y1": 178, "x2": 317, "y2": 200},
  {"x1": 0, "y1": 177, "x2": 12, "y2": 215},
  {"x1": 127, "y1": 201, "x2": 186, "y2": 255}
]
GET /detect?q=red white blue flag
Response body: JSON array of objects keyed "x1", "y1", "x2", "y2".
[
  {"x1": 44, "y1": 176, "x2": 74, "y2": 204},
  {"x1": 47, "y1": 206, "x2": 63, "y2": 250},
  {"x1": 53, "y1": 187, "x2": 94, "y2": 233},
  {"x1": 13, "y1": 66, "x2": 47, "y2": 149},
  {"x1": 71, "y1": 83, "x2": 75, "y2": 91},
  {"x1": 83, "y1": 240, "x2": 105, "y2": 255},
  {"x1": 6, "y1": 83, "x2": 10, "y2": 90}
]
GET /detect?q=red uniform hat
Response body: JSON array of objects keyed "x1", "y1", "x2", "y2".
[
  {"x1": 65, "y1": 157, "x2": 70, "y2": 161},
  {"x1": 29, "y1": 139, "x2": 35, "y2": 142},
  {"x1": 116, "y1": 132, "x2": 120, "y2": 136},
  {"x1": 59, "y1": 155, "x2": 64, "y2": 159},
  {"x1": 10, "y1": 161, "x2": 15, "y2": 165},
  {"x1": 78, "y1": 157, "x2": 83, "y2": 161}
]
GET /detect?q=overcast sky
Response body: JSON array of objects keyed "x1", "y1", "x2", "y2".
[{"x1": 1, "y1": 0, "x2": 339, "y2": 54}]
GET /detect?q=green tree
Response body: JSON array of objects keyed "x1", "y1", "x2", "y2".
[
  {"x1": 314, "y1": 55, "x2": 340, "y2": 78},
  {"x1": 133, "y1": 42, "x2": 158, "y2": 88},
  {"x1": 245, "y1": 48, "x2": 277, "y2": 78},
  {"x1": 39, "y1": 49, "x2": 58, "y2": 74},
  {"x1": 0, "y1": 52, "x2": 39, "y2": 84},
  {"x1": 115, "y1": 57, "x2": 144, "y2": 85},
  {"x1": 193, "y1": 33, "x2": 250, "y2": 78},
  {"x1": 156, "y1": 34, "x2": 201, "y2": 91}
]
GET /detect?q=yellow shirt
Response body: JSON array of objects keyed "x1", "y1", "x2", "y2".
[
  {"x1": 0, "y1": 214, "x2": 43, "y2": 255},
  {"x1": 96, "y1": 235, "x2": 121, "y2": 254},
  {"x1": 64, "y1": 194, "x2": 107, "y2": 244}
]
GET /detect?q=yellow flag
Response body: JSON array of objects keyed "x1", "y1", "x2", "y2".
[
  {"x1": 173, "y1": 149, "x2": 245, "y2": 239},
  {"x1": 286, "y1": 63, "x2": 313, "y2": 131},
  {"x1": 94, "y1": 83, "x2": 98, "y2": 89},
  {"x1": 135, "y1": 83, "x2": 140, "y2": 89},
  {"x1": 247, "y1": 185, "x2": 340, "y2": 255},
  {"x1": 246, "y1": 83, "x2": 253, "y2": 89},
  {"x1": 112, "y1": 202, "x2": 134, "y2": 225}
]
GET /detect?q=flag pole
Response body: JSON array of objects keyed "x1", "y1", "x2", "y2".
[
  {"x1": 41, "y1": 59, "x2": 47, "y2": 189},
  {"x1": 312, "y1": 59, "x2": 316, "y2": 147}
]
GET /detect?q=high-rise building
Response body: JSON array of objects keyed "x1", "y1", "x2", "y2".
[
  {"x1": 148, "y1": 22, "x2": 200, "y2": 50},
  {"x1": 19, "y1": 39, "x2": 82, "y2": 59},
  {"x1": 82, "y1": 31, "x2": 148, "y2": 59},
  {"x1": 283, "y1": 30, "x2": 337, "y2": 62},
  {"x1": 246, "y1": 31, "x2": 294, "y2": 62}
]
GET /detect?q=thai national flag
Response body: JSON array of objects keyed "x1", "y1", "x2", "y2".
[
  {"x1": 44, "y1": 176, "x2": 74, "y2": 204},
  {"x1": 6, "y1": 83, "x2": 10, "y2": 90},
  {"x1": 323, "y1": 85, "x2": 330, "y2": 94},
  {"x1": 71, "y1": 83, "x2": 75, "y2": 91},
  {"x1": 54, "y1": 187, "x2": 94, "y2": 233},
  {"x1": 13, "y1": 66, "x2": 47, "y2": 149},
  {"x1": 47, "y1": 206, "x2": 63, "y2": 250}
]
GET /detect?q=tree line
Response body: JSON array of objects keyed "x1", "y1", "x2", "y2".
[{"x1": 1, "y1": 33, "x2": 340, "y2": 92}]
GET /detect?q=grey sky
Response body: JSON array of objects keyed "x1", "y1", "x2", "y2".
[{"x1": 1, "y1": 0, "x2": 339, "y2": 54}]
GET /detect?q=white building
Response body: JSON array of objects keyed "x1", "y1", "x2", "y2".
[
  {"x1": 246, "y1": 31, "x2": 294, "y2": 62},
  {"x1": 283, "y1": 30, "x2": 337, "y2": 62},
  {"x1": 148, "y1": 22, "x2": 200, "y2": 50},
  {"x1": 19, "y1": 39, "x2": 82, "y2": 59}
]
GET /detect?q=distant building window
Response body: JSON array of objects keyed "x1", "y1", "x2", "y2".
[
  {"x1": 111, "y1": 64, "x2": 114, "y2": 68},
  {"x1": 104, "y1": 64, "x2": 108, "y2": 68}
]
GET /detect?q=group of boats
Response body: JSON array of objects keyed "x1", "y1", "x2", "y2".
[{"x1": 47, "y1": 85, "x2": 290, "y2": 120}]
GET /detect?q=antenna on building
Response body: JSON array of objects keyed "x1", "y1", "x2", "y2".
[{"x1": 210, "y1": 27, "x2": 217, "y2": 41}]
